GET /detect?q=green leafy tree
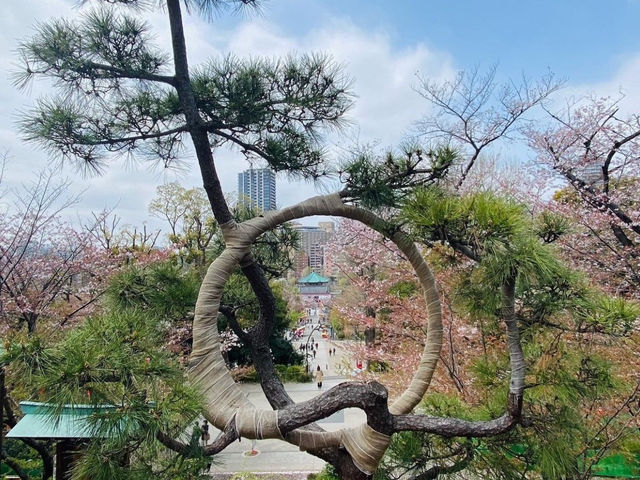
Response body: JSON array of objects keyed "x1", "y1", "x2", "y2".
[{"x1": 149, "y1": 182, "x2": 217, "y2": 268}]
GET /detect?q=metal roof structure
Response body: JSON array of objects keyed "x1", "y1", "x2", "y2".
[
  {"x1": 6, "y1": 402, "x2": 117, "y2": 439},
  {"x1": 297, "y1": 271, "x2": 330, "y2": 284}
]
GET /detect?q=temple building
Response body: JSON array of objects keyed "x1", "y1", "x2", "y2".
[{"x1": 297, "y1": 271, "x2": 332, "y2": 305}]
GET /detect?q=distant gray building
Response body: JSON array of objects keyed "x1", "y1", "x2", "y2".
[
  {"x1": 291, "y1": 222, "x2": 335, "y2": 274},
  {"x1": 237, "y1": 168, "x2": 276, "y2": 211},
  {"x1": 577, "y1": 163, "x2": 603, "y2": 185}
]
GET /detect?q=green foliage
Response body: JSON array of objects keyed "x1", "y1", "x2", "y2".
[
  {"x1": 328, "y1": 309, "x2": 345, "y2": 339},
  {"x1": 405, "y1": 189, "x2": 640, "y2": 337},
  {"x1": 6, "y1": 304, "x2": 208, "y2": 480},
  {"x1": 309, "y1": 465, "x2": 340, "y2": 480},
  {"x1": 2, "y1": 333, "x2": 58, "y2": 391},
  {"x1": 234, "y1": 364, "x2": 310, "y2": 383},
  {"x1": 375, "y1": 430, "x2": 475, "y2": 480},
  {"x1": 341, "y1": 145, "x2": 456, "y2": 209},
  {"x1": 284, "y1": 364, "x2": 312, "y2": 382},
  {"x1": 227, "y1": 473, "x2": 289, "y2": 480},
  {"x1": 263, "y1": 128, "x2": 324, "y2": 176},
  {"x1": 408, "y1": 188, "x2": 573, "y2": 321},
  {"x1": 276, "y1": 364, "x2": 312, "y2": 382},
  {"x1": 376, "y1": 374, "x2": 631, "y2": 480},
  {"x1": 2, "y1": 258, "x2": 240, "y2": 479},
  {"x1": 226, "y1": 201, "x2": 300, "y2": 278},
  {"x1": 405, "y1": 188, "x2": 528, "y2": 253},
  {"x1": 149, "y1": 183, "x2": 218, "y2": 268},
  {"x1": 71, "y1": 437, "x2": 212, "y2": 480},
  {"x1": 449, "y1": 339, "x2": 630, "y2": 479},
  {"x1": 106, "y1": 262, "x2": 200, "y2": 321},
  {"x1": 35, "y1": 308, "x2": 199, "y2": 408},
  {"x1": 221, "y1": 281, "x2": 303, "y2": 366},
  {"x1": 574, "y1": 293, "x2": 640, "y2": 336},
  {"x1": 193, "y1": 53, "x2": 351, "y2": 177},
  {"x1": 388, "y1": 280, "x2": 418, "y2": 299},
  {"x1": 0, "y1": 453, "x2": 43, "y2": 478},
  {"x1": 104, "y1": 259, "x2": 303, "y2": 368},
  {"x1": 534, "y1": 210, "x2": 571, "y2": 243},
  {"x1": 16, "y1": 9, "x2": 168, "y2": 91},
  {"x1": 391, "y1": 188, "x2": 640, "y2": 479},
  {"x1": 18, "y1": 9, "x2": 351, "y2": 178}
]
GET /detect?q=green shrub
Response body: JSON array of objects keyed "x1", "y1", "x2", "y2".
[
  {"x1": 231, "y1": 364, "x2": 311, "y2": 383},
  {"x1": 284, "y1": 364, "x2": 312, "y2": 382},
  {"x1": 275, "y1": 364, "x2": 288, "y2": 378},
  {"x1": 308, "y1": 465, "x2": 339, "y2": 480},
  {"x1": 232, "y1": 365, "x2": 260, "y2": 382}
]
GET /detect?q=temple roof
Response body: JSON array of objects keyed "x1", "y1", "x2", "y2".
[
  {"x1": 6, "y1": 402, "x2": 118, "y2": 439},
  {"x1": 297, "y1": 272, "x2": 330, "y2": 284}
]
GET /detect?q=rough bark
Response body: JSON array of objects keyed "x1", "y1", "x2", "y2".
[
  {"x1": 240, "y1": 259, "x2": 295, "y2": 409},
  {"x1": 166, "y1": 0, "x2": 234, "y2": 225}
]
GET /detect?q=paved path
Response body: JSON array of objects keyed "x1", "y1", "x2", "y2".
[{"x1": 208, "y1": 326, "x2": 361, "y2": 478}]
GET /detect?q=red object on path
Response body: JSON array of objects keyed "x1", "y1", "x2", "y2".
[{"x1": 356, "y1": 360, "x2": 362, "y2": 370}]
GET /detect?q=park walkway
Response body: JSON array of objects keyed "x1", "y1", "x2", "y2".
[{"x1": 208, "y1": 330, "x2": 361, "y2": 478}]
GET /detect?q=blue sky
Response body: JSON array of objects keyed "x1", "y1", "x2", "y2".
[
  {"x1": 1, "y1": 0, "x2": 638, "y2": 230},
  {"x1": 244, "y1": 0, "x2": 640, "y2": 82}
]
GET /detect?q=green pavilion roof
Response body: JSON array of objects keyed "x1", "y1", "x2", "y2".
[
  {"x1": 297, "y1": 272, "x2": 330, "y2": 284},
  {"x1": 6, "y1": 402, "x2": 118, "y2": 439}
]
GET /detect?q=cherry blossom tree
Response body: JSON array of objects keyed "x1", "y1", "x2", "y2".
[
  {"x1": 527, "y1": 96, "x2": 640, "y2": 299},
  {"x1": 328, "y1": 191, "x2": 640, "y2": 479},
  {"x1": 0, "y1": 164, "x2": 172, "y2": 478},
  {"x1": 415, "y1": 65, "x2": 561, "y2": 188},
  {"x1": 0, "y1": 170, "x2": 106, "y2": 335}
]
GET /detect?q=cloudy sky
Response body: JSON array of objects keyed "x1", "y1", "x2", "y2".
[{"x1": 1, "y1": 0, "x2": 639, "y2": 231}]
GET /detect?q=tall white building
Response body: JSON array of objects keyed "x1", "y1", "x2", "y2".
[{"x1": 237, "y1": 168, "x2": 276, "y2": 211}]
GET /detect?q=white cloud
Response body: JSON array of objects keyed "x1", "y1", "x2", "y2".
[
  {"x1": 0, "y1": 5, "x2": 456, "y2": 229},
  {"x1": 559, "y1": 53, "x2": 640, "y2": 114},
  {"x1": 216, "y1": 18, "x2": 455, "y2": 212},
  {"x1": 226, "y1": 18, "x2": 455, "y2": 147}
]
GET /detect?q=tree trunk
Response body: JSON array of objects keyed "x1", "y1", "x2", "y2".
[
  {"x1": 3, "y1": 398, "x2": 54, "y2": 479},
  {"x1": 188, "y1": 194, "x2": 444, "y2": 476}
]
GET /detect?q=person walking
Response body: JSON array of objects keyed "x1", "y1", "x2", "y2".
[{"x1": 315, "y1": 365, "x2": 323, "y2": 389}]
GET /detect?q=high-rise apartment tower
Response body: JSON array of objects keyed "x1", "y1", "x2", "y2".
[{"x1": 237, "y1": 168, "x2": 276, "y2": 211}]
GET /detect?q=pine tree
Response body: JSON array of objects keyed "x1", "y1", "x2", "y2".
[{"x1": 12, "y1": 2, "x2": 627, "y2": 479}]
